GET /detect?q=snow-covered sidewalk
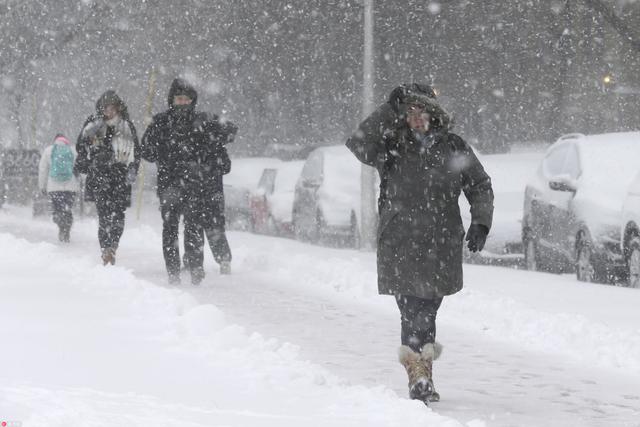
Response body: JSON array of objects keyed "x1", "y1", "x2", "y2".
[
  {"x1": 0, "y1": 230, "x2": 463, "y2": 427},
  {"x1": 1, "y1": 205, "x2": 640, "y2": 426}
]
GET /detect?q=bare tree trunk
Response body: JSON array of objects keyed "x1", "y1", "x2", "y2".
[
  {"x1": 582, "y1": 0, "x2": 640, "y2": 53},
  {"x1": 551, "y1": 0, "x2": 576, "y2": 136},
  {"x1": 13, "y1": 90, "x2": 24, "y2": 149}
]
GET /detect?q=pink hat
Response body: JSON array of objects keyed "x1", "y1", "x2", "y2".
[{"x1": 54, "y1": 134, "x2": 71, "y2": 145}]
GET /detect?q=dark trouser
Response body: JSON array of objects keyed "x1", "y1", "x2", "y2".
[
  {"x1": 95, "y1": 194, "x2": 126, "y2": 250},
  {"x1": 49, "y1": 191, "x2": 75, "y2": 233},
  {"x1": 203, "y1": 197, "x2": 231, "y2": 263},
  {"x1": 160, "y1": 187, "x2": 205, "y2": 277},
  {"x1": 396, "y1": 294, "x2": 443, "y2": 353},
  {"x1": 202, "y1": 183, "x2": 231, "y2": 264},
  {"x1": 183, "y1": 216, "x2": 231, "y2": 266},
  {"x1": 204, "y1": 227, "x2": 232, "y2": 263}
]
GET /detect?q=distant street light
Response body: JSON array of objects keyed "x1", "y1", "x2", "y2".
[{"x1": 602, "y1": 73, "x2": 616, "y2": 92}]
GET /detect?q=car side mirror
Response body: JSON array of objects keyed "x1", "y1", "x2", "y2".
[{"x1": 549, "y1": 180, "x2": 576, "y2": 193}]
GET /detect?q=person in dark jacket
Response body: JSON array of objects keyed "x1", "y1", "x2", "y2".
[
  {"x1": 75, "y1": 90, "x2": 140, "y2": 265},
  {"x1": 346, "y1": 83, "x2": 494, "y2": 404},
  {"x1": 141, "y1": 78, "x2": 236, "y2": 285},
  {"x1": 185, "y1": 143, "x2": 234, "y2": 275},
  {"x1": 182, "y1": 128, "x2": 234, "y2": 275}
]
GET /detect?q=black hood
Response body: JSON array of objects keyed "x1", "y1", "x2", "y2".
[
  {"x1": 167, "y1": 78, "x2": 198, "y2": 107},
  {"x1": 95, "y1": 90, "x2": 129, "y2": 120}
]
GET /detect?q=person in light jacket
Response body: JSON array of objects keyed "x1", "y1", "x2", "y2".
[{"x1": 38, "y1": 134, "x2": 80, "y2": 242}]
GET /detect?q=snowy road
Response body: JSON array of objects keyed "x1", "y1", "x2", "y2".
[{"x1": 1, "y1": 204, "x2": 640, "y2": 426}]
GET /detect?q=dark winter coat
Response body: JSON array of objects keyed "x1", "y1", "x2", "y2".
[
  {"x1": 74, "y1": 91, "x2": 140, "y2": 208},
  {"x1": 141, "y1": 78, "x2": 236, "y2": 225},
  {"x1": 346, "y1": 89, "x2": 494, "y2": 299}
]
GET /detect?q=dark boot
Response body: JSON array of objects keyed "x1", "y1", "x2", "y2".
[
  {"x1": 219, "y1": 261, "x2": 231, "y2": 275},
  {"x1": 61, "y1": 227, "x2": 70, "y2": 242},
  {"x1": 168, "y1": 272, "x2": 181, "y2": 285},
  {"x1": 191, "y1": 266, "x2": 205, "y2": 285}
]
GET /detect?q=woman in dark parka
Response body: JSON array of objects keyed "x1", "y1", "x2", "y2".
[{"x1": 346, "y1": 83, "x2": 494, "y2": 403}]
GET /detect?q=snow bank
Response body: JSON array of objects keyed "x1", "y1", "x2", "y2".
[
  {"x1": 234, "y1": 234, "x2": 640, "y2": 376},
  {"x1": 0, "y1": 232, "x2": 465, "y2": 427}
]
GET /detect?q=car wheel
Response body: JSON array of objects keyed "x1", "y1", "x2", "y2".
[
  {"x1": 266, "y1": 215, "x2": 277, "y2": 236},
  {"x1": 627, "y1": 236, "x2": 640, "y2": 289},
  {"x1": 309, "y1": 209, "x2": 324, "y2": 243},
  {"x1": 293, "y1": 221, "x2": 306, "y2": 241},
  {"x1": 350, "y1": 210, "x2": 360, "y2": 249},
  {"x1": 292, "y1": 211, "x2": 303, "y2": 240},
  {"x1": 523, "y1": 237, "x2": 538, "y2": 271},
  {"x1": 576, "y1": 239, "x2": 597, "y2": 283}
]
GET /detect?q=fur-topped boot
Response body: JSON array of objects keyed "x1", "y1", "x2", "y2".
[
  {"x1": 101, "y1": 247, "x2": 116, "y2": 266},
  {"x1": 398, "y1": 342, "x2": 443, "y2": 403}
]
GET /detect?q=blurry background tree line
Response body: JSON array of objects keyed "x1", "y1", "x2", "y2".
[{"x1": 0, "y1": 0, "x2": 638, "y2": 156}]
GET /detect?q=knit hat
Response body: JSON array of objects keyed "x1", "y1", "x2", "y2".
[{"x1": 54, "y1": 134, "x2": 71, "y2": 145}]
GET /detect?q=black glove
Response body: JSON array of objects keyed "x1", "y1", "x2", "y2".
[
  {"x1": 82, "y1": 118, "x2": 105, "y2": 140},
  {"x1": 466, "y1": 224, "x2": 488, "y2": 253},
  {"x1": 220, "y1": 122, "x2": 238, "y2": 144}
]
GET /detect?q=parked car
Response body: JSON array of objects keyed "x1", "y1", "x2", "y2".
[
  {"x1": 224, "y1": 184, "x2": 252, "y2": 230},
  {"x1": 224, "y1": 157, "x2": 283, "y2": 230},
  {"x1": 1, "y1": 148, "x2": 40, "y2": 206},
  {"x1": 522, "y1": 132, "x2": 640, "y2": 283},
  {"x1": 461, "y1": 150, "x2": 543, "y2": 257},
  {"x1": 292, "y1": 145, "x2": 369, "y2": 248},
  {"x1": 250, "y1": 161, "x2": 305, "y2": 236},
  {"x1": 621, "y1": 171, "x2": 640, "y2": 288}
]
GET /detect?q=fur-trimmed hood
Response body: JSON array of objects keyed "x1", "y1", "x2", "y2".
[{"x1": 388, "y1": 83, "x2": 451, "y2": 132}]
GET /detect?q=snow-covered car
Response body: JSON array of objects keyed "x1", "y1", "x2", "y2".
[
  {"x1": 292, "y1": 145, "x2": 367, "y2": 248},
  {"x1": 224, "y1": 157, "x2": 283, "y2": 230},
  {"x1": 460, "y1": 150, "x2": 543, "y2": 258},
  {"x1": 1, "y1": 148, "x2": 40, "y2": 206},
  {"x1": 621, "y1": 171, "x2": 640, "y2": 288},
  {"x1": 522, "y1": 132, "x2": 640, "y2": 283},
  {"x1": 250, "y1": 160, "x2": 305, "y2": 236}
]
